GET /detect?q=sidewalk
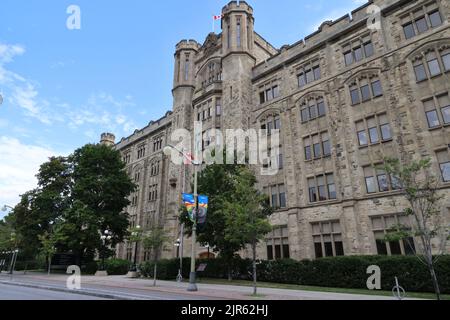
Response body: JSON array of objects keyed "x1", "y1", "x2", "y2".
[{"x1": 0, "y1": 272, "x2": 415, "y2": 300}]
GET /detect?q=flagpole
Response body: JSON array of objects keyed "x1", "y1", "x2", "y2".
[{"x1": 212, "y1": 16, "x2": 215, "y2": 33}]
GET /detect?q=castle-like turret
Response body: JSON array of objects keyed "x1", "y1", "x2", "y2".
[
  {"x1": 220, "y1": 1, "x2": 256, "y2": 130},
  {"x1": 100, "y1": 132, "x2": 116, "y2": 147},
  {"x1": 173, "y1": 39, "x2": 200, "y2": 90},
  {"x1": 221, "y1": 1, "x2": 254, "y2": 54}
]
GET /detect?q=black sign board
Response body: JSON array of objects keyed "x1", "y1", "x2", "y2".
[
  {"x1": 196, "y1": 263, "x2": 207, "y2": 272},
  {"x1": 51, "y1": 253, "x2": 76, "y2": 266}
]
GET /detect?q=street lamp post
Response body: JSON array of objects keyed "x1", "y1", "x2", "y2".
[
  {"x1": 10, "y1": 249, "x2": 19, "y2": 276},
  {"x1": 164, "y1": 144, "x2": 200, "y2": 292},
  {"x1": 131, "y1": 226, "x2": 141, "y2": 272},
  {"x1": 1, "y1": 205, "x2": 13, "y2": 212},
  {"x1": 100, "y1": 230, "x2": 112, "y2": 271},
  {"x1": 174, "y1": 238, "x2": 183, "y2": 282}
]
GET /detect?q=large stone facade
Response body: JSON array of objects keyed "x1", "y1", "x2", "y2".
[{"x1": 108, "y1": 0, "x2": 450, "y2": 264}]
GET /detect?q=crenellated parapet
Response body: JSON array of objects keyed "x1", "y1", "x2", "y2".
[
  {"x1": 222, "y1": 1, "x2": 254, "y2": 16},
  {"x1": 175, "y1": 39, "x2": 201, "y2": 55}
]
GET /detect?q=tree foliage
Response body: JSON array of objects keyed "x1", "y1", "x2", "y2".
[
  {"x1": 3, "y1": 144, "x2": 136, "y2": 265},
  {"x1": 380, "y1": 157, "x2": 449, "y2": 300},
  {"x1": 180, "y1": 164, "x2": 272, "y2": 280}
]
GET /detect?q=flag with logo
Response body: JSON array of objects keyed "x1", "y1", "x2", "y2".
[
  {"x1": 182, "y1": 193, "x2": 196, "y2": 222},
  {"x1": 197, "y1": 195, "x2": 209, "y2": 232}
]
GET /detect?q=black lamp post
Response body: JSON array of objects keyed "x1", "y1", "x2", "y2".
[
  {"x1": 130, "y1": 226, "x2": 141, "y2": 272},
  {"x1": 100, "y1": 230, "x2": 112, "y2": 271}
]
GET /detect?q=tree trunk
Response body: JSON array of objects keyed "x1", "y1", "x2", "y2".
[
  {"x1": 153, "y1": 263, "x2": 157, "y2": 286},
  {"x1": 427, "y1": 259, "x2": 441, "y2": 300},
  {"x1": 47, "y1": 254, "x2": 51, "y2": 275},
  {"x1": 252, "y1": 241, "x2": 257, "y2": 296},
  {"x1": 422, "y1": 237, "x2": 441, "y2": 300},
  {"x1": 228, "y1": 265, "x2": 232, "y2": 282},
  {"x1": 153, "y1": 250, "x2": 158, "y2": 286}
]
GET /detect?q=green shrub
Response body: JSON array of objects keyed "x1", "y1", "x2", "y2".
[
  {"x1": 83, "y1": 261, "x2": 99, "y2": 275},
  {"x1": 139, "y1": 255, "x2": 450, "y2": 293},
  {"x1": 103, "y1": 259, "x2": 130, "y2": 275}
]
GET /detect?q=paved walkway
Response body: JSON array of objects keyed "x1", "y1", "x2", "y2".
[{"x1": 0, "y1": 272, "x2": 416, "y2": 300}]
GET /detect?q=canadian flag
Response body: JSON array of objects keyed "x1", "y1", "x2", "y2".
[
  {"x1": 184, "y1": 152, "x2": 195, "y2": 165},
  {"x1": 213, "y1": 15, "x2": 222, "y2": 20}
]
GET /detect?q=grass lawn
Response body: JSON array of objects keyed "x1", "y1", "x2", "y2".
[{"x1": 195, "y1": 277, "x2": 449, "y2": 300}]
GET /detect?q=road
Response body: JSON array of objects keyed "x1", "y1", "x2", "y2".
[
  {"x1": 0, "y1": 274, "x2": 217, "y2": 300},
  {"x1": 0, "y1": 283, "x2": 108, "y2": 300}
]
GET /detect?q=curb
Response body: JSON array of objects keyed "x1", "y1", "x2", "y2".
[{"x1": 0, "y1": 280, "x2": 147, "y2": 300}]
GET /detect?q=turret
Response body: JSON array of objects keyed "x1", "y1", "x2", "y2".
[
  {"x1": 100, "y1": 132, "x2": 115, "y2": 147},
  {"x1": 220, "y1": 1, "x2": 256, "y2": 130},
  {"x1": 173, "y1": 39, "x2": 200, "y2": 90},
  {"x1": 221, "y1": 1, "x2": 254, "y2": 55}
]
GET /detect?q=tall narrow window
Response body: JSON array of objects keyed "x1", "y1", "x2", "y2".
[
  {"x1": 279, "y1": 184, "x2": 286, "y2": 208},
  {"x1": 424, "y1": 99, "x2": 440, "y2": 128},
  {"x1": 357, "y1": 121, "x2": 368, "y2": 146},
  {"x1": 367, "y1": 117, "x2": 379, "y2": 144},
  {"x1": 215, "y1": 98, "x2": 222, "y2": 116},
  {"x1": 184, "y1": 56, "x2": 190, "y2": 81},
  {"x1": 403, "y1": 22, "x2": 416, "y2": 39},
  {"x1": 442, "y1": 51, "x2": 450, "y2": 71},
  {"x1": 236, "y1": 18, "x2": 241, "y2": 48},
  {"x1": 437, "y1": 150, "x2": 450, "y2": 182},
  {"x1": 438, "y1": 94, "x2": 450, "y2": 124},
  {"x1": 379, "y1": 114, "x2": 392, "y2": 141},
  {"x1": 427, "y1": 52, "x2": 441, "y2": 77},
  {"x1": 414, "y1": 61, "x2": 427, "y2": 82},
  {"x1": 429, "y1": 10, "x2": 442, "y2": 28}
]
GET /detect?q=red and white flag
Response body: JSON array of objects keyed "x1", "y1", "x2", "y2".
[{"x1": 213, "y1": 15, "x2": 222, "y2": 20}]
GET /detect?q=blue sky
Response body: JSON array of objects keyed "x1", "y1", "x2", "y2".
[{"x1": 0, "y1": 0, "x2": 366, "y2": 217}]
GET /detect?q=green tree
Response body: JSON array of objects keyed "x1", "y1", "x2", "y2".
[
  {"x1": 180, "y1": 163, "x2": 244, "y2": 280},
  {"x1": 37, "y1": 223, "x2": 67, "y2": 275},
  {"x1": 11, "y1": 144, "x2": 135, "y2": 267},
  {"x1": 60, "y1": 144, "x2": 136, "y2": 265},
  {"x1": 142, "y1": 226, "x2": 169, "y2": 286},
  {"x1": 180, "y1": 164, "x2": 273, "y2": 282},
  {"x1": 222, "y1": 167, "x2": 273, "y2": 295},
  {"x1": 11, "y1": 157, "x2": 71, "y2": 261},
  {"x1": 380, "y1": 158, "x2": 449, "y2": 300}
]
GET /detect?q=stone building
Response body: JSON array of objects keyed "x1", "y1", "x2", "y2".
[{"x1": 106, "y1": 0, "x2": 450, "y2": 264}]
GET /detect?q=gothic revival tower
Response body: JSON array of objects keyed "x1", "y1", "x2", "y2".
[
  {"x1": 172, "y1": 39, "x2": 200, "y2": 131},
  {"x1": 220, "y1": 1, "x2": 256, "y2": 130}
]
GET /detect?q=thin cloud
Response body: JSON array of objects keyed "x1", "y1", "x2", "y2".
[{"x1": 0, "y1": 136, "x2": 66, "y2": 214}]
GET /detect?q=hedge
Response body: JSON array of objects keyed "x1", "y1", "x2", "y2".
[
  {"x1": 83, "y1": 259, "x2": 130, "y2": 275},
  {"x1": 139, "y1": 255, "x2": 450, "y2": 293}
]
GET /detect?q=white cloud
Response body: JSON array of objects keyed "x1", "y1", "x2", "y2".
[
  {"x1": 66, "y1": 92, "x2": 138, "y2": 137},
  {"x1": 0, "y1": 42, "x2": 138, "y2": 137},
  {"x1": 0, "y1": 43, "x2": 25, "y2": 64},
  {"x1": 0, "y1": 42, "x2": 55, "y2": 125},
  {"x1": 0, "y1": 136, "x2": 65, "y2": 219}
]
